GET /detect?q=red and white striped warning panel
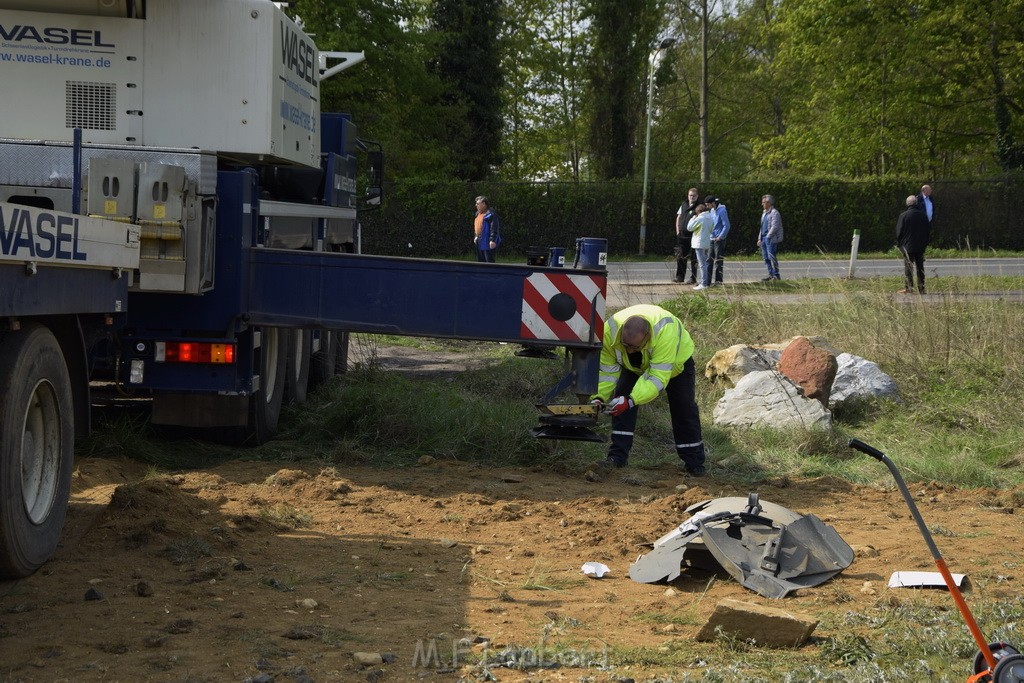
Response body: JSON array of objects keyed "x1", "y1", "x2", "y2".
[{"x1": 521, "y1": 272, "x2": 606, "y2": 343}]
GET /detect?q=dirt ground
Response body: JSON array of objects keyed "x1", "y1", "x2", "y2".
[{"x1": 1, "y1": 345, "x2": 1021, "y2": 683}]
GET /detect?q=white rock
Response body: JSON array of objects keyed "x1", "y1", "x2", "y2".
[
  {"x1": 713, "y1": 370, "x2": 832, "y2": 430},
  {"x1": 830, "y1": 353, "x2": 901, "y2": 407}
]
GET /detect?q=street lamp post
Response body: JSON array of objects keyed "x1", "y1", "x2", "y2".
[{"x1": 639, "y1": 37, "x2": 676, "y2": 256}]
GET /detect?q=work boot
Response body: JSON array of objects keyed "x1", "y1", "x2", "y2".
[
  {"x1": 677, "y1": 443, "x2": 708, "y2": 477},
  {"x1": 585, "y1": 457, "x2": 620, "y2": 482}
]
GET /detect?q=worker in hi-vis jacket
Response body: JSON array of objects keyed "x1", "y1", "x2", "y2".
[{"x1": 589, "y1": 304, "x2": 706, "y2": 477}]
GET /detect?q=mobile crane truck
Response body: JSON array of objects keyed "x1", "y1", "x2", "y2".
[{"x1": 0, "y1": 0, "x2": 607, "y2": 579}]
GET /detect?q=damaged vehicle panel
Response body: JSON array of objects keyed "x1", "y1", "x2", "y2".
[{"x1": 629, "y1": 494, "x2": 854, "y2": 599}]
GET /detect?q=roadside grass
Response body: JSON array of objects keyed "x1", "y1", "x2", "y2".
[
  {"x1": 658, "y1": 274, "x2": 1024, "y2": 489},
  {"x1": 256, "y1": 273, "x2": 1024, "y2": 491},
  {"x1": 265, "y1": 349, "x2": 579, "y2": 468},
  {"x1": 77, "y1": 410, "x2": 244, "y2": 470},
  {"x1": 80, "y1": 273, "x2": 1024, "y2": 491}
]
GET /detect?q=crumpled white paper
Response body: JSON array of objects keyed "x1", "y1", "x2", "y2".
[
  {"x1": 888, "y1": 571, "x2": 965, "y2": 589},
  {"x1": 581, "y1": 561, "x2": 610, "y2": 578}
]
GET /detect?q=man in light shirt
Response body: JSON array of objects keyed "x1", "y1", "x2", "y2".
[{"x1": 916, "y1": 184, "x2": 935, "y2": 224}]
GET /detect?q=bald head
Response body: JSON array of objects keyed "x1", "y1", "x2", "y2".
[{"x1": 621, "y1": 316, "x2": 651, "y2": 350}]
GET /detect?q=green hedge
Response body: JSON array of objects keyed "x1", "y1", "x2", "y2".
[{"x1": 360, "y1": 178, "x2": 1024, "y2": 258}]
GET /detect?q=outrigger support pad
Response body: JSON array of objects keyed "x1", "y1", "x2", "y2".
[
  {"x1": 629, "y1": 494, "x2": 854, "y2": 599},
  {"x1": 530, "y1": 348, "x2": 604, "y2": 442}
]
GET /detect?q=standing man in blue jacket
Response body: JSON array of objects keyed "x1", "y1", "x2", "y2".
[
  {"x1": 705, "y1": 195, "x2": 731, "y2": 285},
  {"x1": 473, "y1": 195, "x2": 501, "y2": 263},
  {"x1": 757, "y1": 194, "x2": 784, "y2": 281}
]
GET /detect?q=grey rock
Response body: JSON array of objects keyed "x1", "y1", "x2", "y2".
[
  {"x1": 713, "y1": 370, "x2": 832, "y2": 430},
  {"x1": 353, "y1": 652, "x2": 383, "y2": 666},
  {"x1": 696, "y1": 598, "x2": 818, "y2": 647},
  {"x1": 830, "y1": 353, "x2": 901, "y2": 407}
]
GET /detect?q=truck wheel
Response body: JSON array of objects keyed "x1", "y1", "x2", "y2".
[
  {"x1": 308, "y1": 330, "x2": 337, "y2": 390},
  {"x1": 0, "y1": 324, "x2": 75, "y2": 579},
  {"x1": 335, "y1": 331, "x2": 350, "y2": 374},
  {"x1": 247, "y1": 326, "x2": 289, "y2": 445},
  {"x1": 285, "y1": 329, "x2": 311, "y2": 405}
]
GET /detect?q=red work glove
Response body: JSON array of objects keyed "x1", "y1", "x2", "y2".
[{"x1": 605, "y1": 396, "x2": 635, "y2": 417}]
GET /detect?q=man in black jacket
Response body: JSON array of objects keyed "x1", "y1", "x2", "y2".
[{"x1": 896, "y1": 195, "x2": 931, "y2": 294}]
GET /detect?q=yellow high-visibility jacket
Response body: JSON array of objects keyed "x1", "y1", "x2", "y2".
[{"x1": 592, "y1": 304, "x2": 695, "y2": 406}]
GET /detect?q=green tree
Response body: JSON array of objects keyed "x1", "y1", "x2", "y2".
[
  {"x1": 501, "y1": 0, "x2": 590, "y2": 180},
  {"x1": 287, "y1": 0, "x2": 456, "y2": 180},
  {"x1": 757, "y1": 0, "x2": 1021, "y2": 177},
  {"x1": 585, "y1": 0, "x2": 665, "y2": 180},
  {"x1": 657, "y1": 0, "x2": 778, "y2": 181},
  {"x1": 936, "y1": 0, "x2": 1024, "y2": 173},
  {"x1": 430, "y1": 0, "x2": 505, "y2": 180}
]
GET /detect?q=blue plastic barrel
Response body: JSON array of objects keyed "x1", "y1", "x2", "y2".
[
  {"x1": 549, "y1": 246, "x2": 566, "y2": 267},
  {"x1": 573, "y1": 238, "x2": 608, "y2": 271}
]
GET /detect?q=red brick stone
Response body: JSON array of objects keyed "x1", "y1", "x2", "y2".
[{"x1": 778, "y1": 336, "x2": 838, "y2": 406}]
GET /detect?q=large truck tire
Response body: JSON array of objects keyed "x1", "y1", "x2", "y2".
[
  {"x1": 285, "y1": 328, "x2": 311, "y2": 405},
  {"x1": 214, "y1": 327, "x2": 288, "y2": 447},
  {"x1": 245, "y1": 326, "x2": 289, "y2": 445},
  {"x1": 335, "y1": 331, "x2": 350, "y2": 374},
  {"x1": 0, "y1": 324, "x2": 75, "y2": 579},
  {"x1": 308, "y1": 330, "x2": 337, "y2": 390},
  {"x1": 221, "y1": 327, "x2": 288, "y2": 448}
]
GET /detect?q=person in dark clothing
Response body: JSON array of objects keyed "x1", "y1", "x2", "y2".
[
  {"x1": 473, "y1": 195, "x2": 500, "y2": 263},
  {"x1": 896, "y1": 195, "x2": 931, "y2": 294},
  {"x1": 674, "y1": 187, "x2": 700, "y2": 284}
]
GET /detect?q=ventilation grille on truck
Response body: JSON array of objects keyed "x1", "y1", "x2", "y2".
[{"x1": 65, "y1": 81, "x2": 117, "y2": 131}]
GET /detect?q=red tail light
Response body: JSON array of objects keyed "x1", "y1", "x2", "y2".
[{"x1": 155, "y1": 342, "x2": 235, "y2": 364}]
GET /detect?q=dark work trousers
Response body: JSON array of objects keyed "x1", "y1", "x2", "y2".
[
  {"x1": 607, "y1": 357, "x2": 704, "y2": 470},
  {"x1": 709, "y1": 239, "x2": 727, "y2": 283},
  {"x1": 674, "y1": 240, "x2": 698, "y2": 283},
  {"x1": 901, "y1": 248, "x2": 925, "y2": 292},
  {"x1": 477, "y1": 248, "x2": 495, "y2": 263}
]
